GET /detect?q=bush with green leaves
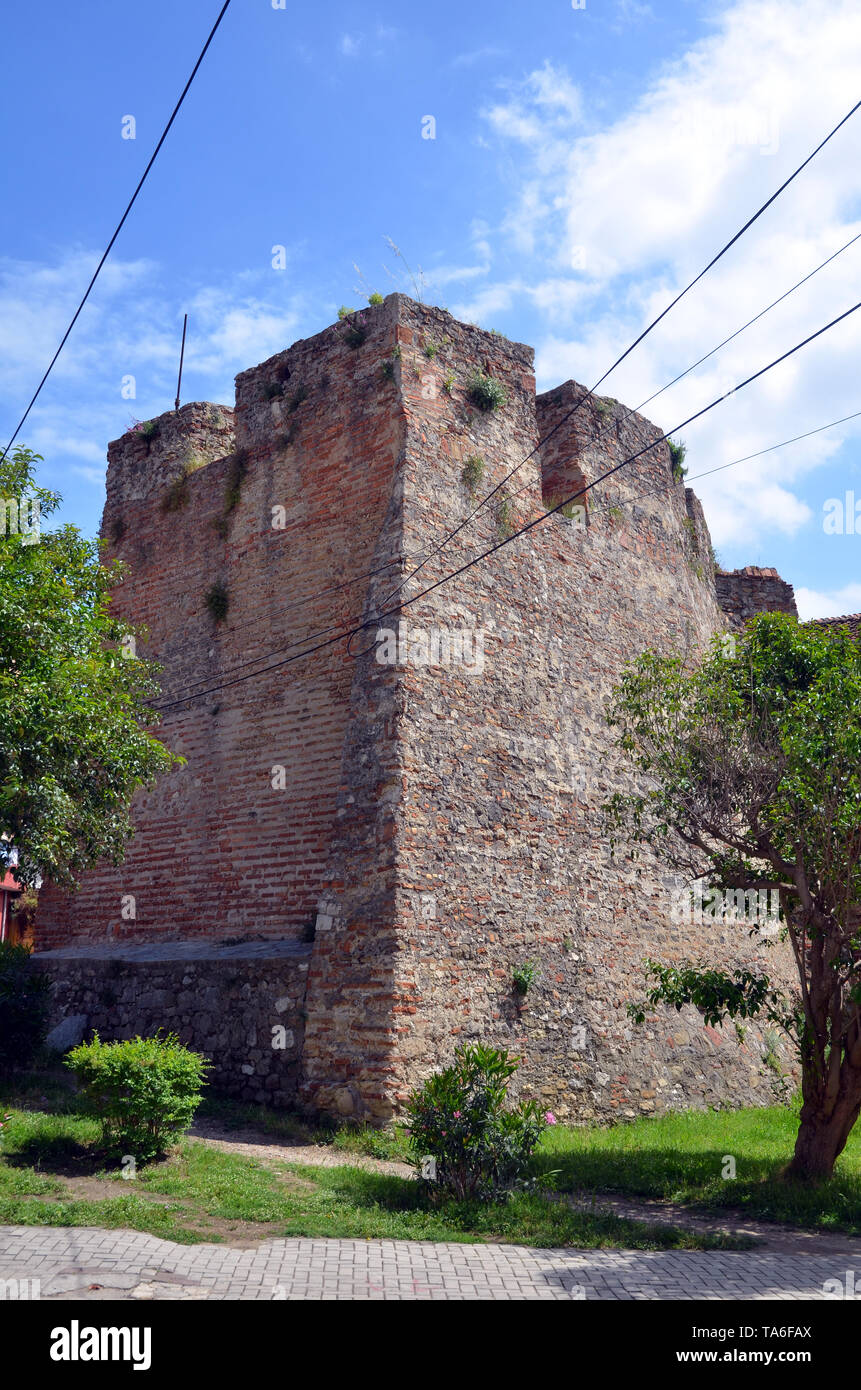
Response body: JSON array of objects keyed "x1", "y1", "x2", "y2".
[
  {"x1": 512, "y1": 960, "x2": 540, "y2": 995},
  {"x1": 606, "y1": 612, "x2": 861, "y2": 1181},
  {"x1": 406, "y1": 1044, "x2": 548, "y2": 1202},
  {"x1": 668, "y1": 438, "x2": 687, "y2": 481},
  {"x1": 0, "y1": 942, "x2": 51, "y2": 1073},
  {"x1": 0, "y1": 447, "x2": 180, "y2": 891},
  {"x1": 65, "y1": 1032, "x2": 209, "y2": 1162},
  {"x1": 466, "y1": 370, "x2": 508, "y2": 412}
]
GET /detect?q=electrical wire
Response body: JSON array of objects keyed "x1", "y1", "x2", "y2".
[
  {"x1": 370, "y1": 98, "x2": 861, "y2": 615},
  {"x1": 153, "y1": 300, "x2": 861, "y2": 711},
  {"x1": 1, "y1": 0, "x2": 235, "y2": 460}
]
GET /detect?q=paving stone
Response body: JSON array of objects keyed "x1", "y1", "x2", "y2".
[{"x1": 1, "y1": 1226, "x2": 856, "y2": 1301}]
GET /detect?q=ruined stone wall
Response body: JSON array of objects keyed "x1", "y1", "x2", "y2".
[{"x1": 716, "y1": 565, "x2": 798, "y2": 630}]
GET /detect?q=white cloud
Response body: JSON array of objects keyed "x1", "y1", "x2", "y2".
[
  {"x1": 452, "y1": 46, "x2": 506, "y2": 68},
  {"x1": 479, "y1": 0, "x2": 861, "y2": 555},
  {"x1": 339, "y1": 33, "x2": 361, "y2": 57},
  {"x1": 613, "y1": 0, "x2": 654, "y2": 29},
  {"x1": 452, "y1": 282, "x2": 521, "y2": 323},
  {"x1": 483, "y1": 62, "x2": 583, "y2": 154},
  {"x1": 795, "y1": 583, "x2": 861, "y2": 620},
  {"x1": 72, "y1": 465, "x2": 107, "y2": 487},
  {"x1": 423, "y1": 263, "x2": 490, "y2": 289},
  {"x1": 0, "y1": 250, "x2": 307, "y2": 487}
]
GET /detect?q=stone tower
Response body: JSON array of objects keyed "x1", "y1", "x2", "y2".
[{"x1": 35, "y1": 295, "x2": 799, "y2": 1121}]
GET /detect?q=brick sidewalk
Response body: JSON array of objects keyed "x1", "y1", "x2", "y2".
[{"x1": 0, "y1": 1227, "x2": 853, "y2": 1300}]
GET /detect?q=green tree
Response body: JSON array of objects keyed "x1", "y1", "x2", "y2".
[
  {"x1": 605, "y1": 612, "x2": 861, "y2": 1181},
  {"x1": 0, "y1": 447, "x2": 180, "y2": 888}
]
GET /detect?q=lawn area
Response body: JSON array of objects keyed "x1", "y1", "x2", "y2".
[
  {"x1": 0, "y1": 1086, "x2": 745, "y2": 1251},
  {"x1": 534, "y1": 1100, "x2": 861, "y2": 1233},
  {"x1": 5, "y1": 1062, "x2": 859, "y2": 1244}
]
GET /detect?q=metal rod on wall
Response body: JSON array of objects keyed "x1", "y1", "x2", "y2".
[{"x1": 175, "y1": 313, "x2": 188, "y2": 412}]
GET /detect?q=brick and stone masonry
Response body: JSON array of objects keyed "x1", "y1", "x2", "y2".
[{"x1": 34, "y1": 294, "x2": 802, "y2": 1122}]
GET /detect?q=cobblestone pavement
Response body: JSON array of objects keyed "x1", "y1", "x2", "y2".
[{"x1": 0, "y1": 1227, "x2": 854, "y2": 1300}]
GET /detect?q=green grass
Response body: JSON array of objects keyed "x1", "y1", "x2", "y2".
[
  {"x1": 273, "y1": 1164, "x2": 748, "y2": 1249},
  {"x1": 7, "y1": 1065, "x2": 851, "y2": 1243},
  {"x1": 0, "y1": 1194, "x2": 201, "y2": 1241},
  {"x1": 329, "y1": 1123, "x2": 412, "y2": 1162},
  {"x1": 0, "y1": 1099, "x2": 743, "y2": 1250},
  {"x1": 197, "y1": 1097, "x2": 410, "y2": 1161},
  {"x1": 533, "y1": 1102, "x2": 861, "y2": 1233}
]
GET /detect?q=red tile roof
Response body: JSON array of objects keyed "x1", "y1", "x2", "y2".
[{"x1": 808, "y1": 613, "x2": 861, "y2": 639}]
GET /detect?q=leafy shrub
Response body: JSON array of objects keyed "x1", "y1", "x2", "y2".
[
  {"x1": 512, "y1": 960, "x2": 540, "y2": 994},
  {"x1": 466, "y1": 370, "x2": 508, "y2": 412},
  {"x1": 406, "y1": 1043, "x2": 548, "y2": 1202},
  {"x1": 161, "y1": 468, "x2": 191, "y2": 514},
  {"x1": 461, "y1": 455, "x2": 485, "y2": 493},
  {"x1": 128, "y1": 418, "x2": 160, "y2": 442},
  {"x1": 496, "y1": 492, "x2": 514, "y2": 539},
  {"x1": 65, "y1": 1032, "x2": 209, "y2": 1162},
  {"x1": 368, "y1": 292, "x2": 384, "y2": 306},
  {"x1": 10, "y1": 887, "x2": 39, "y2": 933},
  {"x1": 669, "y1": 438, "x2": 687, "y2": 481},
  {"x1": 205, "y1": 580, "x2": 229, "y2": 622},
  {"x1": 222, "y1": 448, "x2": 249, "y2": 517},
  {"x1": 0, "y1": 943, "x2": 51, "y2": 1073}
]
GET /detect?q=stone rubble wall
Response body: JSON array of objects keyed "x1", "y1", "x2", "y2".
[
  {"x1": 36, "y1": 943, "x2": 310, "y2": 1105},
  {"x1": 715, "y1": 565, "x2": 798, "y2": 630}
]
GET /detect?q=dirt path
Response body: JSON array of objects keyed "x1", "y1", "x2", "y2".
[
  {"x1": 190, "y1": 1119, "x2": 861, "y2": 1256},
  {"x1": 188, "y1": 1117, "x2": 412, "y2": 1178}
]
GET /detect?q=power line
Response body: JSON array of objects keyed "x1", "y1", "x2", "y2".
[
  {"x1": 1, "y1": 0, "x2": 234, "y2": 461},
  {"x1": 502, "y1": 233, "x2": 861, "y2": 512},
  {"x1": 153, "y1": 300, "x2": 861, "y2": 712},
  {"x1": 633, "y1": 229, "x2": 861, "y2": 417},
  {"x1": 685, "y1": 409, "x2": 861, "y2": 486},
  {"x1": 164, "y1": 224, "x2": 861, "y2": 698},
  {"x1": 140, "y1": 548, "x2": 431, "y2": 697},
  {"x1": 621, "y1": 407, "x2": 861, "y2": 509},
  {"x1": 371, "y1": 97, "x2": 861, "y2": 614}
]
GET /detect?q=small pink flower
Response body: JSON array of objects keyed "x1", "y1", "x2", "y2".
[
  {"x1": 544, "y1": 1111, "x2": 557, "y2": 1125},
  {"x1": 453, "y1": 1111, "x2": 461, "y2": 1118}
]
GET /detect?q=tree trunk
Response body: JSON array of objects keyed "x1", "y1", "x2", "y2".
[{"x1": 786, "y1": 1084, "x2": 861, "y2": 1181}]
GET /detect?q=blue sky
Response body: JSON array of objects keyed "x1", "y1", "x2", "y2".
[{"x1": 3, "y1": 0, "x2": 860, "y2": 617}]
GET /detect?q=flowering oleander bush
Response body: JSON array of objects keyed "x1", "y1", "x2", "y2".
[
  {"x1": 65, "y1": 1032, "x2": 209, "y2": 1162},
  {"x1": 406, "y1": 1043, "x2": 548, "y2": 1202}
]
